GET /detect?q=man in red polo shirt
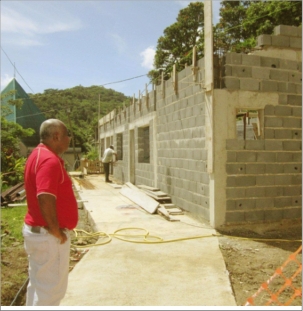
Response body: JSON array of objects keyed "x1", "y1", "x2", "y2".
[{"x1": 22, "y1": 118, "x2": 78, "y2": 306}]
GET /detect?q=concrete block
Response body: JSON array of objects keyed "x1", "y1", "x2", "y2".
[
  {"x1": 245, "y1": 187, "x2": 265, "y2": 197},
  {"x1": 235, "y1": 198, "x2": 255, "y2": 209},
  {"x1": 274, "y1": 105, "x2": 292, "y2": 116},
  {"x1": 226, "y1": 187, "x2": 246, "y2": 198},
  {"x1": 288, "y1": 72, "x2": 302, "y2": 83},
  {"x1": 224, "y1": 65, "x2": 232, "y2": 76},
  {"x1": 271, "y1": 35, "x2": 290, "y2": 48},
  {"x1": 279, "y1": 59, "x2": 299, "y2": 71},
  {"x1": 226, "y1": 176, "x2": 236, "y2": 187},
  {"x1": 222, "y1": 77, "x2": 240, "y2": 89},
  {"x1": 242, "y1": 54, "x2": 261, "y2": 66},
  {"x1": 261, "y1": 56, "x2": 279, "y2": 69},
  {"x1": 226, "y1": 163, "x2": 246, "y2": 175},
  {"x1": 283, "y1": 141, "x2": 301, "y2": 150},
  {"x1": 227, "y1": 151, "x2": 236, "y2": 162},
  {"x1": 256, "y1": 175, "x2": 275, "y2": 186},
  {"x1": 264, "y1": 129, "x2": 275, "y2": 139},
  {"x1": 245, "y1": 210, "x2": 264, "y2": 222},
  {"x1": 270, "y1": 69, "x2": 289, "y2": 81},
  {"x1": 257, "y1": 34, "x2": 272, "y2": 47},
  {"x1": 240, "y1": 78, "x2": 260, "y2": 91},
  {"x1": 226, "y1": 139, "x2": 245, "y2": 150},
  {"x1": 296, "y1": 84, "x2": 302, "y2": 94},
  {"x1": 284, "y1": 163, "x2": 302, "y2": 174},
  {"x1": 245, "y1": 140, "x2": 265, "y2": 150},
  {"x1": 298, "y1": 62, "x2": 302, "y2": 72},
  {"x1": 256, "y1": 152, "x2": 276, "y2": 162},
  {"x1": 283, "y1": 117, "x2": 301, "y2": 128},
  {"x1": 274, "y1": 25, "x2": 300, "y2": 37},
  {"x1": 291, "y1": 107, "x2": 302, "y2": 117},
  {"x1": 260, "y1": 80, "x2": 278, "y2": 92},
  {"x1": 265, "y1": 140, "x2": 283, "y2": 150},
  {"x1": 235, "y1": 176, "x2": 256, "y2": 187},
  {"x1": 255, "y1": 198, "x2": 274, "y2": 209},
  {"x1": 225, "y1": 211, "x2": 245, "y2": 223},
  {"x1": 274, "y1": 129, "x2": 293, "y2": 139},
  {"x1": 277, "y1": 81, "x2": 297, "y2": 94},
  {"x1": 232, "y1": 66, "x2": 252, "y2": 78},
  {"x1": 292, "y1": 129, "x2": 302, "y2": 139},
  {"x1": 252, "y1": 67, "x2": 270, "y2": 79},
  {"x1": 275, "y1": 175, "x2": 293, "y2": 186},
  {"x1": 266, "y1": 164, "x2": 284, "y2": 174},
  {"x1": 292, "y1": 196, "x2": 302, "y2": 206},
  {"x1": 236, "y1": 151, "x2": 257, "y2": 162},
  {"x1": 292, "y1": 152, "x2": 302, "y2": 161},
  {"x1": 264, "y1": 116, "x2": 283, "y2": 127},
  {"x1": 283, "y1": 207, "x2": 302, "y2": 219},
  {"x1": 292, "y1": 174, "x2": 302, "y2": 185},
  {"x1": 287, "y1": 95, "x2": 302, "y2": 105},
  {"x1": 264, "y1": 209, "x2": 283, "y2": 221},
  {"x1": 264, "y1": 105, "x2": 275, "y2": 115},
  {"x1": 290, "y1": 37, "x2": 302, "y2": 49},
  {"x1": 274, "y1": 197, "x2": 292, "y2": 208},
  {"x1": 284, "y1": 186, "x2": 301, "y2": 196},
  {"x1": 226, "y1": 52, "x2": 242, "y2": 65},
  {"x1": 265, "y1": 186, "x2": 284, "y2": 197},
  {"x1": 245, "y1": 163, "x2": 266, "y2": 174},
  {"x1": 278, "y1": 94, "x2": 288, "y2": 105},
  {"x1": 276, "y1": 152, "x2": 293, "y2": 162}
]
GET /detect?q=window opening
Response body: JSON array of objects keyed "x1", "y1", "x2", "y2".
[{"x1": 236, "y1": 109, "x2": 263, "y2": 140}]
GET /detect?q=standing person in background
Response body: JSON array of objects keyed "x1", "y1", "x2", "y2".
[
  {"x1": 102, "y1": 145, "x2": 117, "y2": 183},
  {"x1": 22, "y1": 118, "x2": 78, "y2": 306}
]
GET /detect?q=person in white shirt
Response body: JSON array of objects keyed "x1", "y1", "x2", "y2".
[{"x1": 101, "y1": 145, "x2": 117, "y2": 183}]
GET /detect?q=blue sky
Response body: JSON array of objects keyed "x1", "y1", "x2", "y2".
[{"x1": 1, "y1": 1, "x2": 221, "y2": 97}]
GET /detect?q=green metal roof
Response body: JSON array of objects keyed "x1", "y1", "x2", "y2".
[{"x1": 1, "y1": 78, "x2": 46, "y2": 146}]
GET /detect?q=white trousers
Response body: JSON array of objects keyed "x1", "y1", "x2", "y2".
[{"x1": 22, "y1": 223, "x2": 70, "y2": 306}]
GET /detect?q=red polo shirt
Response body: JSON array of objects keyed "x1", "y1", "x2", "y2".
[{"x1": 24, "y1": 144, "x2": 78, "y2": 230}]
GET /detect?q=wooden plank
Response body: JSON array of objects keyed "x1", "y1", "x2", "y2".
[
  {"x1": 137, "y1": 184, "x2": 160, "y2": 192},
  {"x1": 141, "y1": 191, "x2": 171, "y2": 201},
  {"x1": 120, "y1": 185, "x2": 159, "y2": 214}
]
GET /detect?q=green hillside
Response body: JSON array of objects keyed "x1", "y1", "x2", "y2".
[{"x1": 30, "y1": 85, "x2": 131, "y2": 153}]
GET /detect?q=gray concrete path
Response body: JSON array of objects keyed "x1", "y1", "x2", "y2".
[{"x1": 60, "y1": 175, "x2": 236, "y2": 307}]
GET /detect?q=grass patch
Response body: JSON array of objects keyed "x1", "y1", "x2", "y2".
[{"x1": 1, "y1": 203, "x2": 27, "y2": 248}]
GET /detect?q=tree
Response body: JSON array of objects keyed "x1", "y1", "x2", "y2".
[
  {"x1": 30, "y1": 85, "x2": 130, "y2": 153},
  {"x1": 1, "y1": 91, "x2": 35, "y2": 187},
  {"x1": 215, "y1": 0, "x2": 302, "y2": 54},
  {"x1": 148, "y1": 1, "x2": 205, "y2": 85}
]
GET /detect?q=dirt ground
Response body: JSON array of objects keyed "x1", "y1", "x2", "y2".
[{"x1": 1, "y1": 207, "x2": 302, "y2": 307}]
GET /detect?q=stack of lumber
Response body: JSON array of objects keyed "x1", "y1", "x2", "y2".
[
  {"x1": 137, "y1": 185, "x2": 172, "y2": 204},
  {"x1": 120, "y1": 182, "x2": 184, "y2": 221}
]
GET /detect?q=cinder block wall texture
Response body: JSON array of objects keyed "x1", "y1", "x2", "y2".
[
  {"x1": 98, "y1": 25, "x2": 302, "y2": 228},
  {"x1": 221, "y1": 25, "x2": 302, "y2": 226}
]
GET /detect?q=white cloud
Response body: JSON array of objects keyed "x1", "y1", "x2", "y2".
[
  {"x1": 140, "y1": 47, "x2": 155, "y2": 70},
  {"x1": 1, "y1": 74, "x2": 14, "y2": 90},
  {"x1": 110, "y1": 33, "x2": 127, "y2": 54},
  {"x1": 1, "y1": 7, "x2": 82, "y2": 35},
  {"x1": 1, "y1": 6, "x2": 83, "y2": 46}
]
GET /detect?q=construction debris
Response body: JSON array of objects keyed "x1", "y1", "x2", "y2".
[
  {"x1": 120, "y1": 182, "x2": 184, "y2": 221},
  {"x1": 1, "y1": 182, "x2": 26, "y2": 206}
]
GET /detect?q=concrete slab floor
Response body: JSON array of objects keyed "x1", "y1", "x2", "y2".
[{"x1": 60, "y1": 174, "x2": 236, "y2": 308}]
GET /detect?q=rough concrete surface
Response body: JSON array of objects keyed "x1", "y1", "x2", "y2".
[{"x1": 60, "y1": 175, "x2": 236, "y2": 308}]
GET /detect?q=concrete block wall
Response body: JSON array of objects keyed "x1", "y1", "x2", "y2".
[
  {"x1": 220, "y1": 25, "x2": 302, "y2": 225},
  {"x1": 156, "y1": 58, "x2": 210, "y2": 221}
]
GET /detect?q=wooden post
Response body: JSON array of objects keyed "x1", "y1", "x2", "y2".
[{"x1": 172, "y1": 63, "x2": 178, "y2": 94}]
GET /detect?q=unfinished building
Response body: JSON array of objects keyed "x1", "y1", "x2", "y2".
[{"x1": 98, "y1": 24, "x2": 302, "y2": 229}]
